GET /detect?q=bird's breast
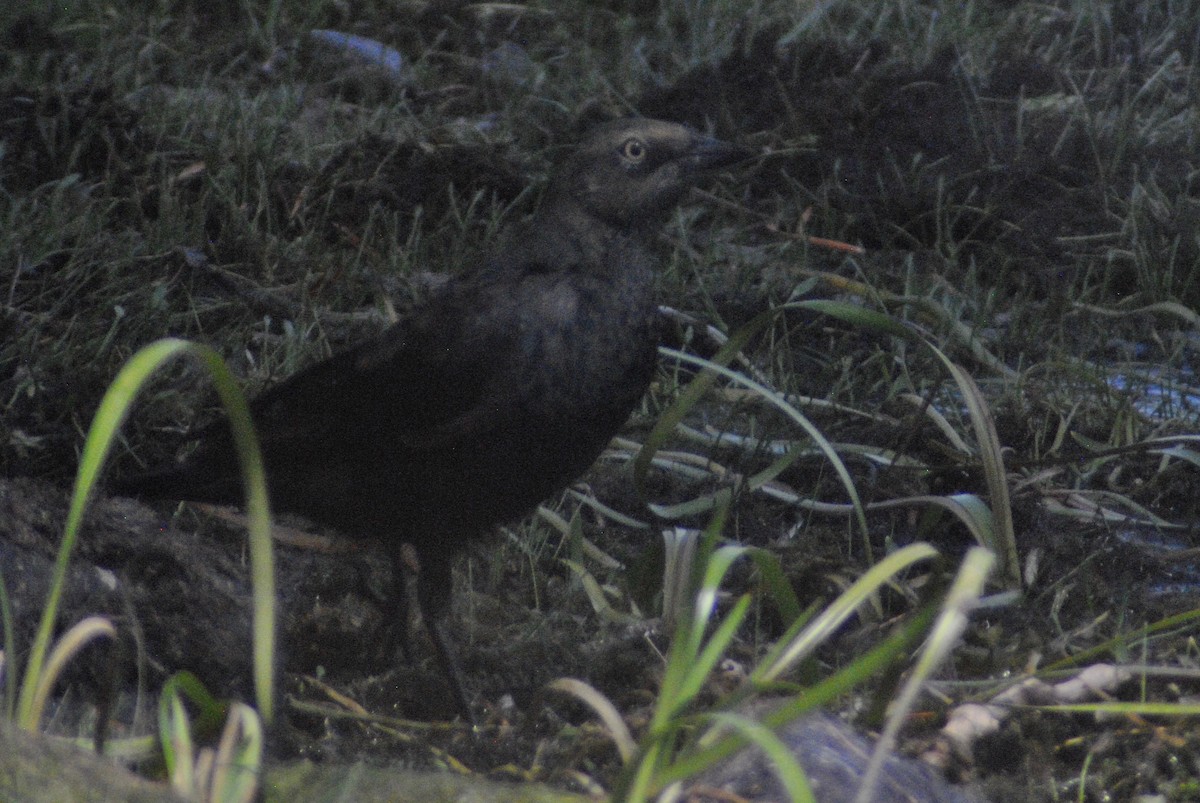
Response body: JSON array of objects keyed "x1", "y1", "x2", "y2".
[{"x1": 529, "y1": 280, "x2": 581, "y2": 324}]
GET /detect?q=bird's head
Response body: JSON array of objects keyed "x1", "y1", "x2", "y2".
[{"x1": 547, "y1": 118, "x2": 748, "y2": 229}]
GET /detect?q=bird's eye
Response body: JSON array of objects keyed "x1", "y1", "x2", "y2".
[{"x1": 621, "y1": 138, "x2": 647, "y2": 163}]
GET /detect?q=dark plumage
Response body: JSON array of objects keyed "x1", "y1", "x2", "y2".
[{"x1": 113, "y1": 118, "x2": 746, "y2": 720}]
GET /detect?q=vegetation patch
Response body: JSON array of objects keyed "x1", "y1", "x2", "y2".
[{"x1": 2, "y1": 1, "x2": 1199, "y2": 800}]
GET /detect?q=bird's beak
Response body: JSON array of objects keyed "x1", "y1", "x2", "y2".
[{"x1": 685, "y1": 134, "x2": 753, "y2": 172}]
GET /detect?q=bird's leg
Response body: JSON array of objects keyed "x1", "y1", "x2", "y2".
[
  {"x1": 415, "y1": 552, "x2": 476, "y2": 726},
  {"x1": 384, "y1": 550, "x2": 415, "y2": 663}
]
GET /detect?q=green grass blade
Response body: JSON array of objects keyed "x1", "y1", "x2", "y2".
[
  {"x1": 546, "y1": 678, "x2": 637, "y2": 762},
  {"x1": 744, "y1": 546, "x2": 803, "y2": 625},
  {"x1": 17, "y1": 339, "x2": 191, "y2": 728},
  {"x1": 158, "y1": 671, "x2": 229, "y2": 783},
  {"x1": 661, "y1": 527, "x2": 703, "y2": 632},
  {"x1": 698, "y1": 712, "x2": 815, "y2": 803},
  {"x1": 164, "y1": 690, "x2": 194, "y2": 795},
  {"x1": 855, "y1": 547, "x2": 994, "y2": 803},
  {"x1": 653, "y1": 543, "x2": 750, "y2": 729},
  {"x1": 944, "y1": 363, "x2": 1018, "y2": 585},
  {"x1": 0, "y1": 568, "x2": 14, "y2": 719},
  {"x1": 753, "y1": 542, "x2": 940, "y2": 683},
  {"x1": 209, "y1": 702, "x2": 263, "y2": 803},
  {"x1": 190, "y1": 345, "x2": 276, "y2": 724},
  {"x1": 637, "y1": 307, "x2": 783, "y2": 492},
  {"x1": 923, "y1": 341, "x2": 1019, "y2": 586},
  {"x1": 659, "y1": 347, "x2": 869, "y2": 547},
  {"x1": 861, "y1": 493, "x2": 997, "y2": 551},
  {"x1": 16, "y1": 338, "x2": 276, "y2": 728},
  {"x1": 27, "y1": 617, "x2": 117, "y2": 732},
  {"x1": 1043, "y1": 607, "x2": 1200, "y2": 672},
  {"x1": 657, "y1": 603, "x2": 941, "y2": 791},
  {"x1": 793, "y1": 299, "x2": 916, "y2": 338},
  {"x1": 677, "y1": 593, "x2": 752, "y2": 711}
]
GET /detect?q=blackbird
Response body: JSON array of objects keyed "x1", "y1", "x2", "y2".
[{"x1": 113, "y1": 118, "x2": 746, "y2": 720}]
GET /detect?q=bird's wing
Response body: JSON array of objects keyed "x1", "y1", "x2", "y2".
[{"x1": 241, "y1": 280, "x2": 524, "y2": 460}]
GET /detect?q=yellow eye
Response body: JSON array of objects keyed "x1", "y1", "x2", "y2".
[{"x1": 622, "y1": 138, "x2": 647, "y2": 162}]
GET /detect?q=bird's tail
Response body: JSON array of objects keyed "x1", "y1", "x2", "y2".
[{"x1": 109, "y1": 460, "x2": 240, "y2": 504}]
